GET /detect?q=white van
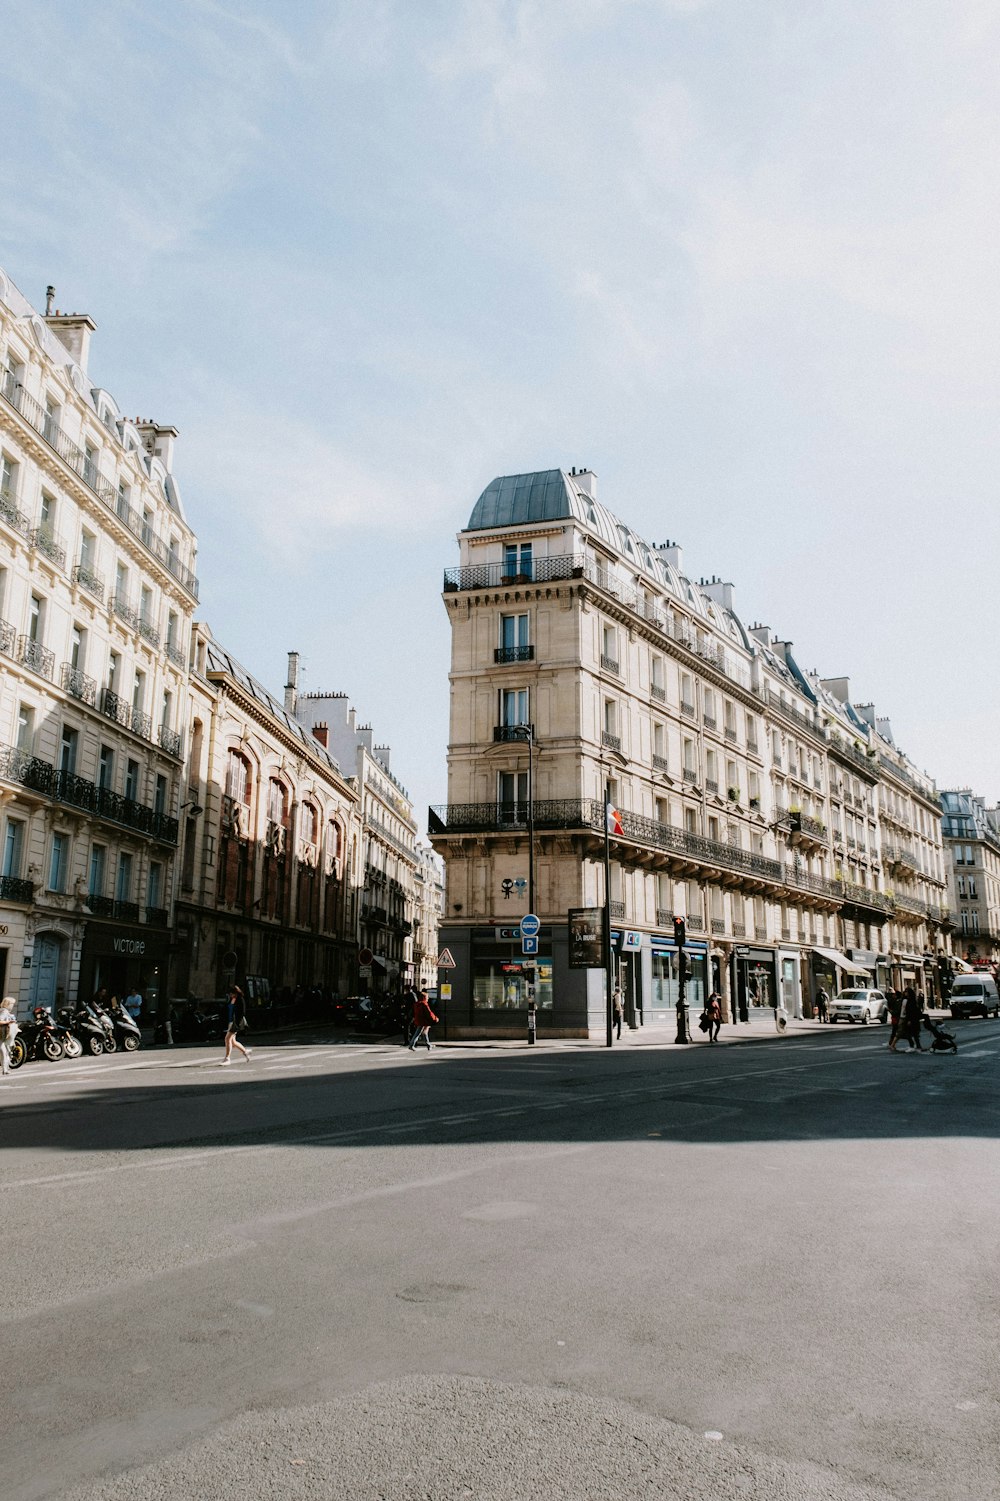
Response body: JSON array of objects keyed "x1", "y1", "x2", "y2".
[{"x1": 948, "y1": 975, "x2": 1000, "y2": 1020}]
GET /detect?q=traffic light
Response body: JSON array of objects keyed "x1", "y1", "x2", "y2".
[{"x1": 673, "y1": 915, "x2": 686, "y2": 949}]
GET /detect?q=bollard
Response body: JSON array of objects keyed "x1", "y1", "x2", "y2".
[{"x1": 527, "y1": 999, "x2": 537, "y2": 1045}]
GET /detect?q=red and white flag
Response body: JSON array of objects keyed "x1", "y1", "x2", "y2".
[{"x1": 606, "y1": 802, "x2": 624, "y2": 836}]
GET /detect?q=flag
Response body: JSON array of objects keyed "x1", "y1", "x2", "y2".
[{"x1": 606, "y1": 802, "x2": 624, "y2": 836}]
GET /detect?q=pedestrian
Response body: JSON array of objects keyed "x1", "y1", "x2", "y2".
[
  {"x1": 0, "y1": 996, "x2": 18, "y2": 1076},
  {"x1": 815, "y1": 986, "x2": 829, "y2": 1023},
  {"x1": 705, "y1": 990, "x2": 722, "y2": 1042},
  {"x1": 125, "y1": 985, "x2": 143, "y2": 1023},
  {"x1": 903, "y1": 985, "x2": 925, "y2": 1051},
  {"x1": 402, "y1": 983, "x2": 420, "y2": 1046},
  {"x1": 408, "y1": 989, "x2": 438, "y2": 1051},
  {"x1": 886, "y1": 989, "x2": 903, "y2": 1051},
  {"x1": 612, "y1": 985, "x2": 624, "y2": 1041},
  {"x1": 221, "y1": 985, "x2": 252, "y2": 1065}
]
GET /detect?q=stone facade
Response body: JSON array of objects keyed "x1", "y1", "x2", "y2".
[
  {"x1": 0, "y1": 268, "x2": 197, "y2": 1017},
  {"x1": 430, "y1": 468, "x2": 952, "y2": 1038},
  {"x1": 173, "y1": 626, "x2": 360, "y2": 1003},
  {"x1": 941, "y1": 790, "x2": 1000, "y2": 966},
  {"x1": 412, "y1": 841, "x2": 444, "y2": 991}
]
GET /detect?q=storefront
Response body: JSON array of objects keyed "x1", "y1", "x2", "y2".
[
  {"x1": 78, "y1": 920, "x2": 171, "y2": 1016},
  {"x1": 648, "y1": 935, "x2": 708, "y2": 1023},
  {"x1": 731, "y1": 945, "x2": 777, "y2": 1020},
  {"x1": 471, "y1": 929, "x2": 554, "y2": 1017}
]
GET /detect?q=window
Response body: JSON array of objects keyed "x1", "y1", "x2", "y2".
[
  {"x1": 16, "y1": 704, "x2": 34, "y2": 752},
  {"x1": 140, "y1": 585, "x2": 153, "y2": 625},
  {"x1": 70, "y1": 625, "x2": 84, "y2": 671},
  {"x1": 684, "y1": 807, "x2": 698, "y2": 834},
  {"x1": 89, "y1": 843, "x2": 106, "y2": 898},
  {"x1": 132, "y1": 669, "x2": 145, "y2": 713},
  {"x1": 500, "y1": 688, "x2": 529, "y2": 727},
  {"x1": 60, "y1": 726, "x2": 78, "y2": 775},
  {"x1": 708, "y1": 815, "x2": 720, "y2": 841},
  {"x1": 680, "y1": 673, "x2": 694, "y2": 711},
  {"x1": 500, "y1": 613, "x2": 529, "y2": 650},
  {"x1": 746, "y1": 713, "x2": 758, "y2": 749},
  {"x1": 48, "y1": 833, "x2": 68, "y2": 892},
  {"x1": 98, "y1": 746, "x2": 114, "y2": 789},
  {"x1": 706, "y1": 748, "x2": 718, "y2": 785},
  {"x1": 117, "y1": 481, "x2": 129, "y2": 519},
  {"x1": 654, "y1": 797, "x2": 669, "y2": 825},
  {"x1": 968, "y1": 877, "x2": 978, "y2": 899},
  {"x1": 116, "y1": 852, "x2": 133, "y2": 902},
  {"x1": 653, "y1": 723, "x2": 666, "y2": 762},
  {"x1": 602, "y1": 624, "x2": 618, "y2": 666},
  {"x1": 80, "y1": 529, "x2": 96, "y2": 570},
  {"x1": 0, "y1": 451, "x2": 18, "y2": 501},
  {"x1": 503, "y1": 542, "x2": 532, "y2": 581},
  {"x1": 115, "y1": 561, "x2": 129, "y2": 602},
  {"x1": 44, "y1": 396, "x2": 59, "y2": 441},
  {"x1": 28, "y1": 593, "x2": 43, "y2": 642},
  {"x1": 83, "y1": 443, "x2": 98, "y2": 485},
  {"x1": 603, "y1": 699, "x2": 617, "y2": 736},
  {"x1": 2, "y1": 818, "x2": 25, "y2": 878},
  {"x1": 142, "y1": 507, "x2": 155, "y2": 547},
  {"x1": 166, "y1": 611, "x2": 178, "y2": 650},
  {"x1": 703, "y1": 688, "x2": 716, "y2": 725},
  {"x1": 162, "y1": 688, "x2": 173, "y2": 729},
  {"x1": 683, "y1": 737, "x2": 696, "y2": 774},
  {"x1": 498, "y1": 771, "x2": 528, "y2": 817},
  {"x1": 107, "y1": 652, "x2": 120, "y2": 691},
  {"x1": 147, "y1": 861, "x2": 163, "y2": 908},
  {"x1": 39, "y1": 492, "x2": 55, "y2": 534},
  {"x1": 125, "y1": 759, "x2": 140, "y2": 801},
  {"x1": 267, "y1": 777, "x2": 288, "y2": 824},
  {"x1": 651, "y1": 654, "x2": 665, "y2": 695}
]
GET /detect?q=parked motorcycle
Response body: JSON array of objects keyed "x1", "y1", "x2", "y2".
[
  {"x1": 13, "y1": 1007, "x2": 65, "y2": 1063},
  {"x1": 89, "y1": 999, "x2": 118, "y2": 1053},
  {"x1": 52, "y1": 1010, "x2": 84, "y2": 1059},
  {"x1": 61, "y1": 1003, "x2": 108, "y2": 1057},
  {"x1": 107, "y1": 998, "x2": 141, "y2": 1052}
]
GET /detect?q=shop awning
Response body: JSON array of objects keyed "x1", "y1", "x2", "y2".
[
  {"x1": 813, "y1": 946, "x2": 871, "y2": 977},
  {"x1": 951, "y1": 957, "x2": 974, "y2": 973}
]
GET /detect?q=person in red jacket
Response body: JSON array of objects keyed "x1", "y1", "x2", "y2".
[{"x1": 408, "y1": 989, "x2": 438, "y2": 1051}]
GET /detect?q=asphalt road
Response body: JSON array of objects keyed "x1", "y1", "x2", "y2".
[{"x1": 2, "y1": 1019, "x2": 999, "y2": 1500}]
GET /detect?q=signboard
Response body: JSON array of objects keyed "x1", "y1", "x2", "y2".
[
  {"x1": 520, "y1": 913, "x2": 540, "y2": 938},
  {"x1": 495, "y1": 927, "x2": 521, "y2": 941},
  {"x1": 436, "y1": 948, "x2": 457, "y2": 969},
  {"x1": 568, "y1": 907, "x2": 604, "y2": 969},
  {"x1": 621, "y1": 930, "x2": 642, "y2": 951},
  {"x1": 440, "y1": 983, "x2": 452, "y2": 1000},
  {"x1": 358, "y1": 947, "x2": 374, "y2": 966},
  {"x1": 522, "y1": 934, "x2": 539, "y2": 955}
]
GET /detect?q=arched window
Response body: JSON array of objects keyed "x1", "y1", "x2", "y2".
[
  {"x1": 301, "y1": 803, "x2": 318, "y2": 845},
  {"x1": 267, "y1": 777, "x2": 289, "y2": 826},
  {"x1": 224, "y1": 751, "x2": 252, "y2": 839},
  {"x1": 326, "y1": 819, "x2": 343, "y2": 875}
]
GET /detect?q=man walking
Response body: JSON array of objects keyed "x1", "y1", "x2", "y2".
[
  {"x1": 815, "y1": 986, "x2": 829, "y2": 1023},
  {"x1": 903, "y1": 985, "x2": 925, "y2": 1051},
  {"x1": 408, "y1": 989, "x2": 438, "y2": 1051}
]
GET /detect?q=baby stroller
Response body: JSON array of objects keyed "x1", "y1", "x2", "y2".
[{"x1": 922, "y1": 1015, "x2": 958, "y2": 1054}]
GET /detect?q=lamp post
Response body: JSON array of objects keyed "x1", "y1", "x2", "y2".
[{"x1": 509, "y1": 724, "x2": 536, "y2": 919}]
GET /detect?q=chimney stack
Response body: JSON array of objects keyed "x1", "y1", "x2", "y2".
[
  {"x1": 312, "y1": 722, "x2": 329, "y2": 749},
  {"x1": 285, "y1": 651, "x2": 300, "y2": 715},
  {"x1": 44, "y1": 309, "x2": 97, "y2": 374}
]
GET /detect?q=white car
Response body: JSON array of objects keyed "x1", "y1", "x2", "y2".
[{"x1": 828, "y1": 988, "x2": 886, "y2": 1025}]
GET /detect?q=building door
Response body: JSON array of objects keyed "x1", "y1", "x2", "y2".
[{"x1": 30, "y1": 934, "x2": 63, "y2": 1013}]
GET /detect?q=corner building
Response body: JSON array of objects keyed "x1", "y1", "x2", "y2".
[
  {"x1": 0, "y1": 269, "x2": 197, "y2": 1015},
  {"x1": 430, "y1": 469, "x2": 951, "y2": 1038}
]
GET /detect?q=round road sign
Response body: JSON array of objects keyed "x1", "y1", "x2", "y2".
[{"x1": 520, "y1": 913, "x2": 540, "y2": 938}]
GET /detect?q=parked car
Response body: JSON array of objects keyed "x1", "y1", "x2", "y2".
[
  {"x1": 948, "y1": 976, "x2": 1000, "y2": 1019},
  {"x1": 828, "y1": 988, "x2": 887, "y2": 1024}
]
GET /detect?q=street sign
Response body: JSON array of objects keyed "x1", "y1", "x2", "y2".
[
  {"x1": 520, "y1": 913, "x2": 540, "y2": 938},
  {"x1": 436, "y1": 948, "x2": 457, "y2": 969},
  {"x1": 358, "y1": 947, "x2": 374, "y2": 966},
  {"x1": 440, "y1": 983, "x2": 452, "y2": 1000},
  {"x1": 521, "y1": 934, "x2": 539, "y2": 955}
]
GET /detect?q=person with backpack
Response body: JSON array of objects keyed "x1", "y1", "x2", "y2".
[{"x1": 221, "y1": 985, "x2": 252, "y2": 1065}]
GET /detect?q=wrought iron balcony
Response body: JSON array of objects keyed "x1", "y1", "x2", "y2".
[
  {"x1": 883, "y1": 843, "x2": 918, "y2": 871},
  {"x1": 493, "y1": 724, "x2": 534, "y2": 743},
  {"x1": 60, "y1": 663, "x2": 97, "y2": 705},
  {"x1": 445, "y1": 554, "x2": 580, "y2": 590},
  {"x1": 711, "y1": 918, "x2": 725, "y2": 933},
  {"x1": 0, "y1": 486, "x2": 29, "y2": 536},
  {"x1": 600, "y1": 654, "x2": 620, "y2": 675},
  {"x1": 158, "y1": 724, "x2": 182, "y2": 758},
  {"x1": 101, "y1": 686, "x2": 131, "y2": 728},
  {"x1": 755, "y1": 925, "x2": 767, "y2": 939},
  {"x1": 0, "y1": 618, "x2": 15, "y2": 657},
  {"x1": 609, "y1": 901, "x2": 625, "y2": 921},
  {"x1": 724, "y1": 727, "x2": 738, "y2": 743},
  {"x1": 112, "y1": 594, "x2": 140, "y2": 630},
  {"x1": 893, "y1": 892, "x2": 931, "y2": 919},
  {"x1": 31, "y1": 527, "x2": 66, "y2": 569},
  {"x1": 841, "y1": 880, "x2": 894, "y2": 916},
  {"x1": 652, "y1": 754, "x2": 670, "y2": 772},
  {"x1": 0, "y1": 875, "x2": 33, "y2": 903},
  {"x1": 88, "y1": 894, "x2": 116, "y2": 917},
  {"x1": 683, "y1": 767, "x2": 698, "y2": 784},
  {"x1": 494, "y1": 645, "x2": 534, "y2": 664},
  {"x1": 165, "y1": 641, "x2": 187, "y2": 670},
  {"x1": 145, "y1": 907, "x2": 169, "y2": 927},
  {"x1": 650, "y1": 683, "x2": 666, "y2": 702},
  {"x1": 0, "y1": 373, "x2": 200, "y2": 598},
  {"x1": 137, "y1": 617, "x2": 161, "y2": 647},
  {"x1": 680, "y1": 700, "x2": 696, "y2": 717},
  {"x1": 687, "y1": 915, "x2": 706, "y2": 932},
  {"x1": 72, "y1": 562, "x2": 105, "y2": 601},
  {"x1": 131, "y1": 708, "x2": 153, "y2": 740},
  {"x1": 656, "y1": 908, "x2": 673, "y2": 926},
  {"x1": 113, "y1": 899, "x2": 141, "y2": 922},
  {"x1": 601, "y1": 731, "x2": 622, "y2": 752},
  {"x1": 703, "y1": 713, "x2": 717, "y2": 730},
  {"x1": 784, "y1": 864, "x2": 843, "y2": 901},
  {"x1": 17, "y1": 637, "x2": 54, "y2": 678},
  {"x1": 706, "y1": 778, "x2": 719, "y2": 794},
  {"x1": 0, "y1": 743, "x2": 54, "y2": 793}
]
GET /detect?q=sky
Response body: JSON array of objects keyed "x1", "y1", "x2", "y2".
[{"x1": 3, "y1": 0, "x2": 999, "y2": 825}]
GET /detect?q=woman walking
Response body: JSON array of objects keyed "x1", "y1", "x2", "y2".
[
  {"x1": 903, "y1": 986, "x2": 925, "y2": 1051},
  {"x1": 705, "y1": 991, "x2": 723, "y2": 1043},
  {"x1": 221, "y1": 985, "x2": 252, "y2": 1065},
  {"x1": 0, "y1": 996, "x2": 18, "y2": 1076},
  {"x1": 408, "y1": 989, "x2": 438, "y2": 1051}
]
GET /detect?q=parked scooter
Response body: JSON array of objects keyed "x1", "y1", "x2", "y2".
[
  {"x1": 62, "y1": 1002, "x2": 109, "y2": 1057},
  {"x1": 13, "y1": 1007, "x2": 65, "y2": 1063},
  {"x1": 107, "y1": 997, "x2": 142, "y2": 1052},
  {"x1": 89, "y1": 999, "x2": 118, "y2": 1053},
  {"x1": 52, "y1": 1009, "x2": 84, "y2": 1058}
]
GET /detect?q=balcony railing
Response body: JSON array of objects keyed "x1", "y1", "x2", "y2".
[
  {"x1": 0, "y1": 875, "x2": 34, "y2": 903},
  {"x1": 0, "y1": 743, "x2": 54, "y2": 793},
  {"x1": 31, "y1": 527, "x2": 67, "y2": 570},
  {"x1": 687, "y1": 915, "x2": 706, "y2": 932},
  {"x1": 494, "y1": 645, "x2": 534, "y2": 665},
  {"x1": 137, "y1": 617, "x2": 161, "y2": 647},
  {"x1": 711, "y1": 918, "x2": 725, "y2": 934},
  {"x1": 112, "y1": 594, "x2": 140, "y2": 630},
  {"x1": 0, "y1": 619, "x2": 15, "y2": 657},
  {"x1": 0, "y1": 745, "x2": 177, "y2": 842},
  {"x1": 706, "y1": 778, "x2": 719, "y2": 794},
  {"x1": 683, "y1": 767, "x2": 698, "y2": 783},
  {"x1": 652, "y1": 754, "x2": 670, "y2": 772},
  {"x1": 165, "y1": 641, "x2": 187, "y2": 670},
  {"x1": 145, "y1": 906, "x2": 169, "y2": 927},
  {"x1": 893, "y1": 892, "x2": 931, "y2": 919},
  {"x1": 680, "y1": 700, "x2": 696, "y2": 717},
  {"x1": 609, "y1": 901, "x2": 625, "y2": 921},
  {"x1": 784, "y1": 865, "x2": 843, "y2": 901},
  {"x1": 158, "y1": 724, "x2": 182, "y2": 758},
  {"x1": 112, "y1": 899, "x2": 140, "y2": 922},
  {"x1": 493, "y1": 723, "x2": 534, "y2": 744},
  {"x1": 656, "y1": 908, "x2": 673, "y2": 926},
  {"x1": 650, "y1": 683, "x2": 666, "y2": 703},
  {"x1": 601, "y1": 731, "x2": 621, "y2": 752},
  {"x1": 60, "y1": 663, "x2": 97, "y2": 705},
  {"x1": 841, "y1": 880, "x2": 894, "y2": 915},
  {"x1": 703, "y1": 714, "x2": 717, "y2": 730},
  {"x1": 131, "y1": 708, "x2": 153, "y2": 740},
  {"x1": 72, "y1": 562, "x2": 105, "y2": 601},
  {"x1": 0, "y1": 372, "x2": 200, "y2": 597},
  {"x1": 101, "y1": 686, "x2": 131, "y2": 728},
  {"x1": 17, "y1": 637, "x2": 54, "y2": 678},
  {"x1": 600, "y1": 654, "x2": 620, "y2": 674},
  {"x1": 88, "y1": 895, "x2": 116, "y2": 917},
  {"x1": 0, "y1": 484, "x2": 30, "y2": 536}
]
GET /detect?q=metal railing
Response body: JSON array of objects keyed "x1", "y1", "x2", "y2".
[
  {"x1": 0, "y1": 372, "x2": 200, "y2": 596},
  {"x1": 601, "y1": 731, "x2": 621, "y2": 752},
  {"x1": 31, "y1": 527, "x2": 66, "y2": 569},
  {"x1": 841, "y1": 880, "x2": 894, "y2": 914},
  {"x1": 17, "y1": 637, "x2": 54, "y2": 678},
  {"x1": 784, "y1": 865, "x2": 843, "y2": 900},
  {"x1": 0, "y1": 619, "x2": 15, "y2": 657},
  {"x1": 0, "y1": 744, "x2": 178, "y2": 843},
  {"x1": 0, "y1": 875, "x2": 33, "y2": 903},
  {"x1": 609, "y1": 901, "x2": 625, "y2": 921},
  {"x1": 165, "y1": 641, "x2": 187, "y2": 670},
  {"x1": 652, "y1": 754, "x2": 669, "y2": 772},
  {"x1": 131, "y1": 708, "x2": 153, "y2": 739},
  {"x1": 72, "y1": 562, "x2": 105, "y2": 601},
  {"x1": 158, "y1": 724, "x2": 182, "y2": 758},
  {"x1": 493, "y1": 724, "x2": 534, "y2": 744},
  {"x1": 600, "y1": 654, "x2": 620, "y2": 674},
  {"x1": 0, "y1": 484, "x2": 29, "y2": 535},
  {"x1": 60, "y1": 663, "x2": 97, "y2": 705},
  {"x1": 101, "y1": 686, "x2": 131, "y2": 728},
  {"x1": 494, "y1": 645, "x2": 534, "y2": 664},
  {"x1": 650, "y1": 683, "x2": 666, "y2": 702},
  {"x1": 0, "y1": 743, "x2": 53, "y2": 792},
  {"x1": 137, "y1": 617, "x2": 161, "y2": 647},
  {"x1": 112, "y1": 594, "x2": 140, "y2": 630},
  {"x1": 88, "y1": 894, "x2": 115, "y2": 917},
  {"x1": 145, "y1": 906, "x2": 169, "y2": 927}
]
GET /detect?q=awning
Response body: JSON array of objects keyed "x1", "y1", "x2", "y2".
[
  {"x1": 951, "y1": 957, "x2": 974, "y2": 973},
  {"x1": 813, "y1": 946, "x2": 871, "y2": 977}
]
